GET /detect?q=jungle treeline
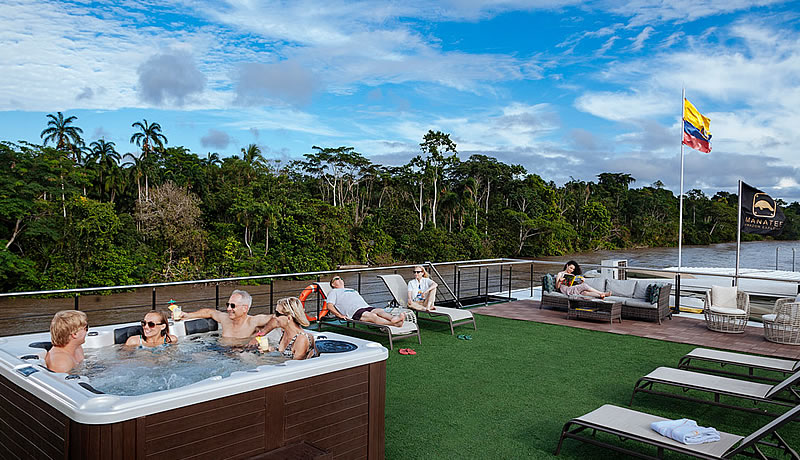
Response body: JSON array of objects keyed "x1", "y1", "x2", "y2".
[{"x1": 1, "y1": 114, "x2": 798, "y2": 292}]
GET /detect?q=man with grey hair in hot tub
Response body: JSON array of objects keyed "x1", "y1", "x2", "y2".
[{"x1": 179, "y1": 290, "x2": 274, "y2": 340}]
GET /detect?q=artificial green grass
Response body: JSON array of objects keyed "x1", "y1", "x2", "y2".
[{"x1": 365, "y1": 314, "x2": 800, "y2": 459}]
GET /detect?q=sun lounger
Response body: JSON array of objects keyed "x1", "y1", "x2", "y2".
[
  {"x1": 678, "y1": 347, "x2": 800, "y2": 383},
  {"x1": 630, "y1": 366, "x2": 800, "y2": 416},
  {"x1": 376, "y1": 274, "x2": 476, "y2": 335},
  {"x1": 555, "y1": 403, "x2": 800, "y2": 459},
  {"x1": 314, "y1": 282, "x2": 421, "y2": 350}
]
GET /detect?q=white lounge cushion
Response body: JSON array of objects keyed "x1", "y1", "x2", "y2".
[
  {"x1": 710, "y1": 306, "x2": 746, "y2": 315},
  {"x1": 430, "y1": 306, "x2": 473, "y2": 321},
  {"x1": 762, "y1": 314, "x2": 777, "y2": 322},
  {"x1": 386, "y1": 321, "x2": 419, "y2": 335},
  {"x1": 711, "y1": 286, "x2": 738, "y2": 309}
]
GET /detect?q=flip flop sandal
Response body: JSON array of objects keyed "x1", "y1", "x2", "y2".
[
  {"x1": 457, "y1": 334, "x2": 473, "y2": 340},
  {"x1": 399, "y1": 348, "x2": 410, "y2": 355},
  {"x1": 405, "y1": 348, "x2": 417, "y2": 355}
]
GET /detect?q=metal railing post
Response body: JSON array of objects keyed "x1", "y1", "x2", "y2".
[
  {"x1": 152, "y1": 288, "x2": 156, "y2": 310},
  {"x1": 776, "y1": 247, "x2": 779, "y2": 270},
  {"x1": 269, "y1": 281, "x2": 274, "y2": 314},
  {"x1": 477, "y1": 267, "x2": 481, "y2": 297},
  {"x1": 530, "y1": 263, "x2": 534, "y2": 298},
  {"x1": 674, "y1": 274, "x2": 681, "y2": 314},
  {"x1": 358, "y1": 272, "x2": 362, "y2": 292},
  {"x1": 793, "y1": 248, "x2": 796, "y2": 272},
  {"x1": 499, "y1": 265, "x2": 503, "y2": 295},
  {"x1": 485, "y1": 267, "x2": 490, "y2": 306},
  {"x1": 508, "y1": 265, "x2": 512, "y2": 299},
  {"x1": 457, "y1": 268, "x2": 461, "y2": 303},
  {"x1": 74, "y1": 294, "x2": 79, "y2": 311},
  {"x1": 215, "y1": 284, "x2": 219, "y2": 310}
]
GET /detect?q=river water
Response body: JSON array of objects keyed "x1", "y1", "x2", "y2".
[{"x1": 541, "y1": 240, "x2": 800, "y2": 271}]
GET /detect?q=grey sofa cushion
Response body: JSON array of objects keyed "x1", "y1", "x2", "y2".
[
  {"x1": 543, "y1": 291, "x2": 567, "y2": 299},
  {"x1": 623, "y1": 298, "x2": 658, "y2": 309},
  {"x1": 584, "y1": 277, "x2": 606, "y2": 292},
  {"x1": 603, "y1": 295, "x2": 629, "y2": 304},
  {"x1": 632, "y1": 281, "x2": 650, "y2": 300},
  {"x1": 607, "y1": 279, "x2": 637, "y2": 298}
]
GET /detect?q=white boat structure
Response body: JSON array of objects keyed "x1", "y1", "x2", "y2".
[{"x1": 663, "y1": 267, "x2": 800, "y2": 298}]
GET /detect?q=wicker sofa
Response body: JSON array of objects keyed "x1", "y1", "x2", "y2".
[{"x1": 540, "y1": 276, "x2": 673, "y2": 324}]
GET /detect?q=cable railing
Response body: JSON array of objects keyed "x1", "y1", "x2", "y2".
[{"x1": 1, "y1": 257, "x2": 797, "y2": 336}]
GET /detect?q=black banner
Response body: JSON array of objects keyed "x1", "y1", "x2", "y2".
[{"x1": 740, "y1": 182, "x2": 785, "y2": 236}]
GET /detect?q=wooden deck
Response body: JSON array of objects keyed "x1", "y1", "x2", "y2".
[{"x1": 470, "y1": 299, "x2": 800, "y2": 361}]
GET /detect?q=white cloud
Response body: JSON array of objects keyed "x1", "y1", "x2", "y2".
[{"x1": 630, "y1": 26, "x2": 654, "y2": 51}]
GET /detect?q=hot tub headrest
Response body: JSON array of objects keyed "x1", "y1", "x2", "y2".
[
  {"x1": 114, "y1": 325, "x2": 144, "y2": 344},
  {"x1": 29, "y1": 341, "x2": 53, "y2": 351},
  {"x1": 184, "y1": 318, "x2": 219, "y2": 335}
]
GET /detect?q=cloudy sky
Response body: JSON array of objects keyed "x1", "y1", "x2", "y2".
[{"x1": 1, "y1": 0, "x2": 799, "y2": 201}]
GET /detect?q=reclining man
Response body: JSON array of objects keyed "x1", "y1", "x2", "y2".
[
  {"x1": 325, "y1": 275, "x2": 404, "y2": 327},
  {"x1": 180, "y1": 289, "x2": 274, "y2": 340}
]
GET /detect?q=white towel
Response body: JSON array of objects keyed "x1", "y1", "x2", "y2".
[{"x1": 651, "y1": 419, "x2": 721, "y2": 445}]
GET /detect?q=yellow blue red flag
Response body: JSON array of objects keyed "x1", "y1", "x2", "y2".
[{"x1": 682, "y1": 98, "x2": 711, "y2": 153}]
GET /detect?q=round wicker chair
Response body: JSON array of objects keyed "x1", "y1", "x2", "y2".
[
  {"x1": 703, "y1": 288, "x2": 750, "y2": 333},
  {"x1": 762, "y1": 299, "x2": 800, "y2": 345}
]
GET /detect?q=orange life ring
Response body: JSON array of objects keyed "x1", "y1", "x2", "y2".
[{"x1": 299, "y1": 284, "x2": 328, "y2": 322}]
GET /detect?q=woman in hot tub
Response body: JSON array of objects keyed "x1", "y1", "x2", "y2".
[
  {"x1": 125, "y1": 311, "x2": 177, "y2": 348},
  {"x1": 256, "y1": 297, "x2": 315, "y2": 360}
]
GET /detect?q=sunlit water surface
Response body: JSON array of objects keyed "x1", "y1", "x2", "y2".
[{"x1": 76, "y1": 332, "x2": 287, "y2": 396}]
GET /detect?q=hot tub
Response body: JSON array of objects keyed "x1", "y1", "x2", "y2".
[{"x1": 0, "y1": 318, "x2": 387, "y2": 459}]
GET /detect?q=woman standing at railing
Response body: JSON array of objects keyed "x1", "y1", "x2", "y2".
[{"x1": 408, "y1": 265, "x2": 438, "y2": 312}]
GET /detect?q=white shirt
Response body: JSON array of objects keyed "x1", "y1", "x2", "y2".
[
  {"x1": 408, "y1": 277, "x2": 434, "y2": 301},
  {"x1": 325, "y1": 288, "x2": 370, "y2": 318}
]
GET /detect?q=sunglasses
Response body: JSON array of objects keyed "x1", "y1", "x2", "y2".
[
  {"x1": 226, "y1": 302, "x2": 238, "y2": 309},
  {"x1": 332, "y1": 277, "x2": 342, "y2": 281},
  {"x1": 276, "y1": 310, "x2": 288, "y2": 317},
  {"x1": 414, "y1": 270, "x2": 423, "y2": 273},
  {"x1": 140, "y1": 320, "x2": 164, "y2": 328}
]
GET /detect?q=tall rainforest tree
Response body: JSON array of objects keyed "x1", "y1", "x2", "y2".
[
  {"x1": 130, "y1": 119, "x2": 168, "y2": 201},
  {"x1": 415, "y1": 130, "x2": 458, "y2": 229},
  {"x1": 87, "y1": 139, "x2": 121, "y2": 201},
  {"x1": 40, "y1": 112, "x2": 85, "y2": 160}
]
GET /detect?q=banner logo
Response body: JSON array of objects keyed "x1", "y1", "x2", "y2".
[{"x1": 752, "y1": 193, "x2": 776, "y2": 218}]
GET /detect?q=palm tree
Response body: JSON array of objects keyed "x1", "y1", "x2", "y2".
[
  {"x1": 240, "y1": 144, "x2": 265, "y2": 182},
  {"x1": 88, "y1": 139, "x2": 121, "y2": 201},
  {"x1": 130, "y1": 119, "x2": 168, "y2": 201},
  {"x1": 122, "y1": 152, "x2": 144, "y2": 203},
  {"x1": 40, "y1": 112, "x2": 84, "y2": 159}
]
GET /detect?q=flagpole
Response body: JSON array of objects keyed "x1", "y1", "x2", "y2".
[
  {"x1": 735, "y1": 180, "x2": 742, "y2": 287},
  {"x1": 676, "y1": 88, "x2": 685, "y2": 313}
]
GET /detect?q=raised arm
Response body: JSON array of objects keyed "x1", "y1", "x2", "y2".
[
  {"x1": 252, "y1": 313, "x2": 278, "y2": 330},
  {"x1": 181, "y1": 308, "x2": 226, "y2": 323}
]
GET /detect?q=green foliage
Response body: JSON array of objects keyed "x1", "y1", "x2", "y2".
[{"x1": 1, "y1": 123, "x2": 798, "y2": 292}]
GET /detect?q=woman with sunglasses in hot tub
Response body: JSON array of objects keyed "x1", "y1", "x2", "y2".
[
  {"x1": 125, "y1": 311, "x2": 177, "y2": 348},
  {"x1": 256, "y1": 297, "x2": 315, "y2": 360}
]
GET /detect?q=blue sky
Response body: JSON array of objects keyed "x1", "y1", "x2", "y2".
[{"x1": 2, "y1": 0, "x2": 800, "y2": 201}]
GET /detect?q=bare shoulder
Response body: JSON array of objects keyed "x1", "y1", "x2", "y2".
[
  {"x1": 168, "y1": 334, "x2": 178, "y2": 343},
  {"x1": 45, "y1": 349, "x2": 75, "y2": 373},
  {"x1": 251, "y1": 313, "x2": 275, "y2": 327},
  {"x1": 124, "y1": 335, "x2": 140, "y2": 347}
]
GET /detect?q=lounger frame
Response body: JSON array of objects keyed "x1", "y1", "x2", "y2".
[
  {"x1": 376, "y1": 274, "x2": 477, "y2": 335},
  {"x1": 678, "y1": 348, "x2": 800, "y2": 384},
  {"x1": 313, "y1": 282, "x2": 421, "y2": 351},
  {"x1": 555, "y1": 404, "x2": 800, "y2": 459},
  {"x1": 630, "y1": 367, "x2": 800, "y2": 417}
]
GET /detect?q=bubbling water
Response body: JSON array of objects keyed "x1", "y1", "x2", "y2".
[{"x1": 77, "y1": 332, "x2": 287, "y2": 396}]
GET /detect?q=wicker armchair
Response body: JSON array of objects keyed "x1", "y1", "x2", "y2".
[
  {"x1": 763, "y1": 298, "x2": 800, "y2": 345},
  {"x1": 703, "y1": 287, "x2": 750, "y2": 333}
]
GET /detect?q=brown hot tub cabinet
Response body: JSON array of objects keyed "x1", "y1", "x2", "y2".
[{"x1": 0, "y1": 361, "x2": 385, "y2": 459}]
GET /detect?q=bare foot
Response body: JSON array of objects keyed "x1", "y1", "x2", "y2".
[
  {"x1": 427, "y1": 306, "x2": 436, "y2": 312},
  {"x1": 392, "y1": 316, "x2": 404, "y2": 327}
]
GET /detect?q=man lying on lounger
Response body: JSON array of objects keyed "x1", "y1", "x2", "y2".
[
  {"x1": 325, "y1": 275, "x2": 404, "y2": 327},
  {"x1": 179, "y1": 289, "x2": 274, "y2": 339}
]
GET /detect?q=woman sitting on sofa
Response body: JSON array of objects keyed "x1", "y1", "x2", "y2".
[{"x1": 556, "y1": 261, "x2": 611, "y2": 298}]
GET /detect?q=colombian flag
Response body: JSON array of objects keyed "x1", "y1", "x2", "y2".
[{"x1": 682, "y1": 98, "x2": 711, "y2": 153}]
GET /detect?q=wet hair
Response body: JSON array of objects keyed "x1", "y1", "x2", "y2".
[
  {"x1": 277, "y1": 297, "x2": 310, "y2": 327},
  {"x1": 564, "y1": 260, "x2": 583, "y2": 276},
  {"x1": 413, "y1": 265, "x2": 429, "y2": 278},
  {"x1": 145, "y1": 311, "x2": 173, "y2": 343},
  {"x1": 230, "y1": 290, "x2": 252, "y2": 308},
  {"x1": 50, "y1": 310, "x2": 88, "y2": 347}
]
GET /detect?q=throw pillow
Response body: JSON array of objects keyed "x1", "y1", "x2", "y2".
[
  {"x1": 648, "y1": 284, "x2": 663, "y2": 304},
  {"x1": 711, "y1": 286, "x2": 738, "y2": 309},
  {"x1": 632, "y1": 281, "x2": 650, "y2": 300},
  {"x1": 542, "y1": 274, "x2": 556, "y2": 293}
]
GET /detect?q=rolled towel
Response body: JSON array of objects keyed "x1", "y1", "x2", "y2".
[{"x1": 651, "y1": 419, "x2": 721, "y2": 445}]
